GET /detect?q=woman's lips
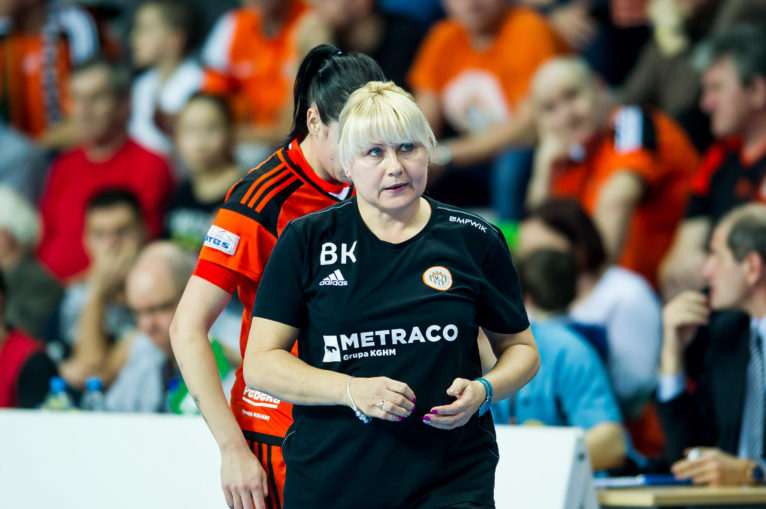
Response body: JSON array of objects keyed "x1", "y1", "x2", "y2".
[{"x1": 384, "y1": 183, "x2": 408, "y2": 192}]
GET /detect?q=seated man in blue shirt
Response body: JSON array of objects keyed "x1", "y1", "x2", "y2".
[{"x1": 493, "y1": 248, "x2": 626, "y2": 470}]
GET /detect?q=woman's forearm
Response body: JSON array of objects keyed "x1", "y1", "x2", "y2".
[
  {"x1": 483, "y1": 328, "x2": 540, "y2": 402},
  {"x1": 171, "y1": 325, "x2": 248, "y2": 452},
  {"x1": 244, "y1": 348, "x2": 350, "y2": 407},
  {"x1": 169, "y1": 277, "x2": 248, "y2": 453}
]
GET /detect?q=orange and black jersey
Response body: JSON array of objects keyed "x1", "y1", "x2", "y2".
[
  {"x1": 193, "y1": 139, "x2": 352, "y2": 438},
  {"x1": 687, "y1": 137, "x2": 766, "y2": 224}
]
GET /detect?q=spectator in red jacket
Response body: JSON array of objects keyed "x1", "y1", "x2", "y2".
[{"x1": 37, "y1": 57, "x2": 176, "y2": 282}]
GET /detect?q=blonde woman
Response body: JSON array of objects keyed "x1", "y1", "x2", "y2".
[{"x1": 243, "y1": 82, "x2": 539, "y2": 509}]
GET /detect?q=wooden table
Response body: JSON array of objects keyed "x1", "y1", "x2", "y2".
[{"x1": 598, "y1": 486, "x2": 766, "y2": 507}]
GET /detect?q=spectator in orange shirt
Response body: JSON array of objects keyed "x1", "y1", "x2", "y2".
[
  {"x1": 408, "y1": 0, "x2": 565, "y2": 217},
  {"x1": 200, "y1": 0, "x2": 327, "y2": 168},
  {"x1": 0, "y1": 0, "x2": 100, "y2": 149},
  {"x1": 527, "y1": 57, "x2": 699, "y2": 287}
]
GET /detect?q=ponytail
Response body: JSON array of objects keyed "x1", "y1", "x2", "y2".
[{"x1": 285, "y1": 44, "x2": 385, "y2": 145}]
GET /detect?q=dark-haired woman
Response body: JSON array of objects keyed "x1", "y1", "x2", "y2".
[
  {"x1": 170, "y1": 45, "x2": 385, "y2": 509},
  {"x1": 165, "y1": 93, "x2": 243, "y2": 253}
]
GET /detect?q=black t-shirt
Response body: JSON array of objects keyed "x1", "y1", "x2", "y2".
[
  {"x1": 686, "y1": 141, "x2": 766, "y2": 224},
  {"x1": 164, "y1": 182, "x2": 224, "y2": 252},
  {"x1": 253, "y1": 196, "x2": 529, "y2": 509}
]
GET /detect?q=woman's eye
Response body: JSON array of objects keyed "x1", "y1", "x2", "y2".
[
  {"x1": 400, "y1": 143, "x2": 414, "y2": 152},
  {"x1": 368, "y1": 147, "x2": 382, "y2": 157}
]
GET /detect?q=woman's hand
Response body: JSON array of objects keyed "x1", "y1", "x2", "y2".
[
  {"x1": 220, "y1": 445, "x2": 269, "y2": 509},
  {"x1": 423, "y1": 378, "x2": 486, "y2": 430},
  {"x1": 349, "y1": 376, "x2": 416, "y2": 422}
]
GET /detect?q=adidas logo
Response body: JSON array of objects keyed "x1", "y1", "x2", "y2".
[{"x1": 319, "y1": 269, "x2": 348, "y2": 286}]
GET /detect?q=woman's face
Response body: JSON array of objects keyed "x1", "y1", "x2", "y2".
[
  {"x1": 131, "y1": 4, "x2": 170, "y2": 69},
  {"x1": 314, "y1": 120, "x2": 345, "y2": 183},
  {"x1": 176, "y1": 100, "x2": 232, "y2": 174},
  {"x1": 348, "y1": 140, "x2": 428, "y2": 213}
]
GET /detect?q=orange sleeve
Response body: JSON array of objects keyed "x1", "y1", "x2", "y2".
[
  {"x1": 193, "y1": 258, "x2": 241, "y2": 294},
  {"x1": 604, "y1": 107, "x2": 663, "y2": 186},
  {"x1": 198, "y1": 208, "x2": 278, "y2": 285},
  {"x1": 407, "y1": 21, "x2": 453, "y2": 93},
  {"x1": 201, "y1": 68, "x2": 237, "y2": 95},
  {"x1": 606, "y1": 148, "x2": 657, "y2": 186}
]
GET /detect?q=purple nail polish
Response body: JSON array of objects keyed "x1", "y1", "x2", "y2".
[
  {"x1": 430, "y1": 409, "x2": 438, "y2": 415},
  {"x1": 398, "y1": 416, "x2": 404, "y2": 421},
  {"x1": 412, "y1": 397, "x2": 417, "y2": 403},
  {"x1": 423, "y1": 415, "x2": 431, "y2": 422}
]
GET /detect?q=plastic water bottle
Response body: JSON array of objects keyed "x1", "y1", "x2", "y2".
[
  {"x1": 41, "y1": 376, "x2": 74, "y2": 411},
  {"x1": 81, "y1": 376, "x2": 106, "y2": 411}
]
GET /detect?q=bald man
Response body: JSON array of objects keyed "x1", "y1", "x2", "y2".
[
  {"x1": 526, "y1": 57, "x2": 699, "y2": 287},
  {"x1": 105, "y1": 241, "x2": 237, "y2": 412}
]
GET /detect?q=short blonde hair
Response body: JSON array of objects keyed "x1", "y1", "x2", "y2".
[
  {"x1": 531, "y1": 57, "x2": 595, "y2": 100},
  {"x1": 0, "y1": 186, "x2": 40, "y2": 249},
  {"x1": 338, "y1": 81, "x2": 437, "y2": 171}
]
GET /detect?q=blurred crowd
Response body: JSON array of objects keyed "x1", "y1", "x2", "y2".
[{"x1": 2, "y1": 0, "x2": 766, "y2": 482}]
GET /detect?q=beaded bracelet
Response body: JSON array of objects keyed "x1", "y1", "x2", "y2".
[{"x1": 346, "y1": 376, "x2": 371, "y2": 424}]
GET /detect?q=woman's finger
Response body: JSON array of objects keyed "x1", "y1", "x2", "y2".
[
  {"x1": 232, "y1": 489, "x2": 244, "y2": 509},
  {"x1": 387, "y1": 380, "x2": 416, "y2": 401},
  {"x1": 238, "y1": 488, "x2": 254, "y2": 509},
  {"x1": 424, "y1": 411, "x2": 470, "y2": 430},
  {"x1": 224, "y1": 487, "x2": 235, "y2": 508},
  {"x1": 446, "y1": 378, "x2": 470, "y2": 396},
  {"x1": 261, "y1": 471, "x2": 269, "y2": 499},
  {"x1": 384, "y1": 392, "x2": 415, "y2": 413},
  {"x1": 383, "y1": 400, "x2": 414, "y2": 419},
  {"x1": 251, "y1": 486, "x2": 265, "y2": 509}
]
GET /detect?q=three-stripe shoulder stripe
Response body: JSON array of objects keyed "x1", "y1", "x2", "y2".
[{"x1": 239, "y1": 163, "x2": 301, "y2": 213}]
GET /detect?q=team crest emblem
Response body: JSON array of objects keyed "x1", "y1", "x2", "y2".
[{"x1": 423, "y1": 266, "x2": 453, "y2": 291}]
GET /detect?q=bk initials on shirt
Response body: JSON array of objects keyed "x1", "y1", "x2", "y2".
[{"x1": 320, "y1": 242, "x2": 357, "y2": 265}]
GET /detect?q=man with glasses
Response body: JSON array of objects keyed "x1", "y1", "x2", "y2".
[{"x1": 105, "y1": 241, "x2": 237, "y2": 412}]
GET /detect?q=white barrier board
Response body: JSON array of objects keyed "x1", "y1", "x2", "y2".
[
  {"x1": 0, "y1": 410, "x2": 226, "y2": 509},
  {"x1": 0, "y1": 411, "x2": 596, "y2": 509}
]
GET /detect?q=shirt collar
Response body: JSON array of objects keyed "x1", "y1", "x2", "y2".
[{"x1": 750, "y1": 316, "x2": 766, "y2": 351}]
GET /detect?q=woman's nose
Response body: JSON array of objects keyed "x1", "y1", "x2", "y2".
[{"x1": 385, "y1": 150, "x2": 403, "y2": 174}]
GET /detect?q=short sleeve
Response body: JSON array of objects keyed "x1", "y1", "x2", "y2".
[
  {"x1": 198, "y1": 205, "x2": 278, "y2": 284},
  {"x1": 477, "y1": 230, "x2": 530, "y2": 334},
  {"x1": 554, "y1": 335, "x2": 622, "y2": 429},
  {"x1": 193, "y1": 258, "x2": 241, "y2": 294},
  {"x1": 608, "y1": 106, "x2": 659, "y2": 186},
  {"x1": 251, "y1": 222, "x2": 307, "y2": 329}
]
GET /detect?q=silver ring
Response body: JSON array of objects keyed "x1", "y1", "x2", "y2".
[{"x1": 379, "y1": 399, "x2": 385, "y2": 410}]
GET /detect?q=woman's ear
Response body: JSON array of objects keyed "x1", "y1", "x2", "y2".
[{"x1": 306, "y1": 105, "x2": 321, "y2": 135}]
